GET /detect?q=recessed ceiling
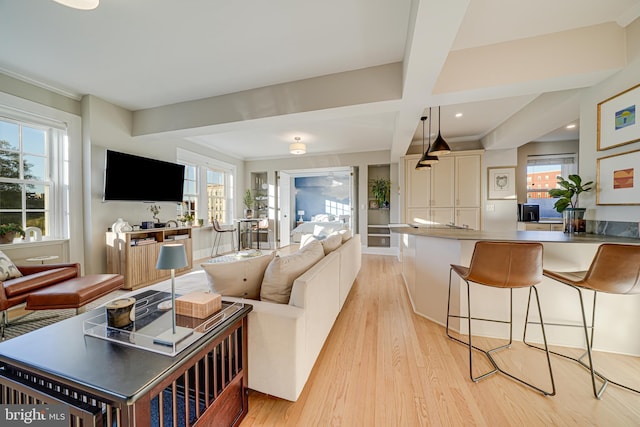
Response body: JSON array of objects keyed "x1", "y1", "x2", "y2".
[{"x1": 1, "y1": 0, "x2": 639, "y2": 160}]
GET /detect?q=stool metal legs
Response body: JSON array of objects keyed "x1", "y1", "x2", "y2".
[
  {"x1": 446, "y1": 267, "x2": 556, "y2": 396},
  {"x1": 524, "y1": 285, "x2": 640, "y2": 399}
]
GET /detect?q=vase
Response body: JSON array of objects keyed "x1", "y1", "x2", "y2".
[
  {"x1": 245, "y1": 209, "x2": 253, "y2": 219},
  {"x1": 0, "y1": 232, "x2": 16, "y2": 244},
  {"x1": 563, "y1": 208, "x2": 586, "y2": 233}
]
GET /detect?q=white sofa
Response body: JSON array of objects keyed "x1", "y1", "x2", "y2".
[{"x1": 223, "y1": 234, "x2": 361, "y2": 401}]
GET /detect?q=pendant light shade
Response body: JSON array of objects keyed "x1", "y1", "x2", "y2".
[
  {"x1": 52, "y1": 0, "x2": 99, "y2": 10},
  {"x1": 429, "y1": 106, "x2": 451, "y2": 156},
  {"x1": 419, "y1": 111, "x2": 438, "y2": 166}
]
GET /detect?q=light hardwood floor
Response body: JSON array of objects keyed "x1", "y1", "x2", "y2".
[{"x1": 240, "y1": 254, "x2": 640, "y2": 426}]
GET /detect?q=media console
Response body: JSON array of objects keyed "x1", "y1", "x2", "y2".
[{"x1": 106, "y1": 227, "x2": 193, "y2": 290}]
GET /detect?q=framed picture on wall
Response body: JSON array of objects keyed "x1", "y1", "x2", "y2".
[
  {"x1": 597, "y1": 83, "x2": 640, "y2": 151},
  {"x1": 596, "y1": 148, "x2": 640, "y2": 205},
  {"x1": 487, "y1": 167, "x2": 516, "y2": 200}
]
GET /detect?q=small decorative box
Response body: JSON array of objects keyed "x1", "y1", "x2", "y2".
[{"x1": 175, "y1": 292, "x2": 222, "y2": 319}]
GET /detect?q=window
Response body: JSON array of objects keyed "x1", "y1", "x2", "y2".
[
  {"x1": 0, "y1": 114, "x2": 68, "y2": 238},
  {"x1": 181, "y1": 163, "x2": 197, "y2": 219},
  {"x1": 526, "y1": 154, "x2": 576, "y2": 219},
  {"x1": 177, "y1": 149, "x2": 235, "y2": 225}
]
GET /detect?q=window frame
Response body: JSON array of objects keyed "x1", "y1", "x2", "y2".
[
  {"x1": 0, "y1": 109, "x2": 69, "y2": 240},
  {"x1": 177, "y1": 148, "x2": 236, "y2": 225}
]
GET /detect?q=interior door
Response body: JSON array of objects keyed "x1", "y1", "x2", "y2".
[
  {"x1": 278, "y1": 171, "x2": 292, "y2": 246},
  {"x1": 349, "y1": 166, "x2": 358, "y2": 232}
]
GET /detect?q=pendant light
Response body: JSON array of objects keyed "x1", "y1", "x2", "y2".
[
  {"x1": 418, "y1": 110, "x2": 439, "y2": 166},
  {"x1": 415, "y1": 115, "x2": 431, "y2": 170},
  {"x1": 430, "y1": 106, "x2": 451, "y2": 156}
]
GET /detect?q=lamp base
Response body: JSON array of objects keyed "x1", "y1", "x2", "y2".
[{"x1": 153, "y1": 326, "x2": 193, "y2": 346}]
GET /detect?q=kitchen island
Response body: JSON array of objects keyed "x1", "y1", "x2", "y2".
[{"x1": 391, "y1": 225, "x2": 640, "y2": 356}]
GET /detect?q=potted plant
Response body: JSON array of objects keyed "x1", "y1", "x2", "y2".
[
  {"x1": 243, "y1": 189, "x2": 254, "y2": 218},
  {"x1": 0, "y1": 223, "x2": 25, "y2": 244},
  {"x1": 369, "y1": 178, "x2": 391, "y2": 208},
  {"x1": 548, "y1": 174, "x2": 593, "y2": 233},
  {"x1": 180, "y1": 213, "x2": 195, "y2": 226}
]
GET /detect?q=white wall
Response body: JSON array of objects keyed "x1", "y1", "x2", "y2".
[
  {"x1": 482, "y1": 149, "x2": 518, "y2": 231},
  {"x1": 83, "y1": 95, "x2": 245, "y2": 273},
  {"x1": 579, "y1": 17, "x2": 640, "y2": 222}
]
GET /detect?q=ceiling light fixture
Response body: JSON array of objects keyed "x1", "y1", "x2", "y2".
[
  {"x1": 415, "y1": 114, "x2": 431, "y2": 170},
  {"x1": 429, "y1": 106, "x2": 452, "y2": 156},
  {"x1": 418, "y1": 110, "x2": 439, "y2": 168},
  {"x1": 289, "y1": 137, "x2": 306, "y2": 155},
  {"x1": 566, "y1": 124, "x2": 576, "y2": 129},
  {"x1": 52, "y1": 0, "x2": 99, "y2": 10},
  {"x1": 455, "y1": 113, "x2": 463, "y2": 118}
]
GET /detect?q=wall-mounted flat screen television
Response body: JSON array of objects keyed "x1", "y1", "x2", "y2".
[{"x1": 103, "y1": 150, "x2": 185, "y2": 202}]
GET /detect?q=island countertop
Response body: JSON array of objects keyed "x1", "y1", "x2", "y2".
[{"x1": 389, "y1": 224, "x2": 640, "y2": 244}]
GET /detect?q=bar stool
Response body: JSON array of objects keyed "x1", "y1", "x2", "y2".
[
  {"x1": 534, "y1": 243, "x2": 640, "y2": 399},
  {"x1": 211, "y1": 220, "x2": 236, "y2": 257},
  {"x1": 446, "y1": 241, "x2": 555, "y2": 396}
]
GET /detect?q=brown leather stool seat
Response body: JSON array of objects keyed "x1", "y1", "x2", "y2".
[
  {"x1": 26, "y1": 274, "x2": 124, "y2": 313},
  {"x1": 446, "y1": 241, "x2": 555, "y2": 396},
  {"x1": 538, "y1": 243, "x2": 640, "y2": 399}
]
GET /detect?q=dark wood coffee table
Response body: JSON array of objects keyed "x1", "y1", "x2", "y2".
[{"x1": 0, "y1": 295, "x2": 252, "y2": 427}]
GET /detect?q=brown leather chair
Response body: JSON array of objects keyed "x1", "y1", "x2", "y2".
[
  {"x1": 538, "y1": 243, "x2": 640, "y2": 399},
  {"x1": 446, "y1": 241, "x2": 555, "y2": 396},
  {"x1": 211, "y1": 220, "x2": 236, "y2": 257}
]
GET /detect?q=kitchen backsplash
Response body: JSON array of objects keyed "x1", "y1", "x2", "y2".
[{"x1": 586, "y1": 220, "x2": 639, "y2": 238}]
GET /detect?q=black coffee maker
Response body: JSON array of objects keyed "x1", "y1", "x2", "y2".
[{"x1": 518, "y1": 204, "x2": 539, "y2": 222}]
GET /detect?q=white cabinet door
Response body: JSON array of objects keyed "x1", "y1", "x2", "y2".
[
  {"x1": 430, "y1": 208, "x2": 454, "y2": 227},
  {"x1": 430, "y1": 156, "x2": 454, "y2": 208},
  {"x1": 406, "y1": 208, "x2": 430, "y2": 225},
  {"x1": 405, "y1": 157, "x2": 430, "y2": 208},
  {"x1": 456, "y1": 208, "x2": 480, "y2": 230},
  {"x1": 455, "y1": 154, "x2": 481, "y2": 207}
]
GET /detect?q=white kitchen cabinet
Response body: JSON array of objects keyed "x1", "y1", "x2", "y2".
[{"x1": 403, "y1": 150, "x2": 483, "y2": 229}]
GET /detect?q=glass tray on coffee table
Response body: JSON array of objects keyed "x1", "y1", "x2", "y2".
[{"x1": 83, "y1": 289, "x2": 244, "y2": 356}]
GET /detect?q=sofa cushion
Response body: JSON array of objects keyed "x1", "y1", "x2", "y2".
[
  {"x1": 320, "y1": 233, "x2": 342, "y2": 255},
  {"x1": 201, "y1": 252, "x2": 275, "y2": 300},
  {"x1": 261, "y1": 239, "x2": 324, "y2": 304},
  {"x1": 3, "y1": 267, "x2": 78, "y2": 297},
  {"x1": 337, "y1": 228, "x2": 353, "y2": 242},
  {"x1": 0, "y1": 250, "x2": 22, "y2": 281}
]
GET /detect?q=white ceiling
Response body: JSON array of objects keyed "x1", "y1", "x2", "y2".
[{"x1": 1, "y1": 0, "x2": 639, "y2": 160}]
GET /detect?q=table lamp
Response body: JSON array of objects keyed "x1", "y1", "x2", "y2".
[
  {"x1": 297, "y1": 210, "x2": 304, "y2": 222},
  {"x1": 154, "y1": 243, "x2": 193, "y2": 345}
]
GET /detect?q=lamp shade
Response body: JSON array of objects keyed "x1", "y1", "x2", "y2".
[
  {"x1": 415, "y1": 161, "x2": 431, "y2": 170},
  {"x1": 418, "y1": 111, "x2": 439, "y2": 166},
  {"x1": 52, "y1": 0, "x2": 99, "y2": 10},
  {"x1": 429, "y1": 106, "x2": 451, "y2": 156},
  {"x1": 297, "y1": 210, "x2": 305, "y2": 216},
  {"x1": 156, "y1": 244, "x2": 188, "y2": 270},
  {"x1": 290, "y1": 137, "x2": 306, "y2": 155}
]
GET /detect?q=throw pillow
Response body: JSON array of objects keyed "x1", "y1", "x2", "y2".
[
  {"x1": 0, "y1": 250, "x2": 22, "y2": 281},
  {"x1": 337, "y1": 228, "x2": 353, "y2": 242},
  {"x1": 260, "y1": 239, "x2": 324, "y2": 304},
  {"x1": 299, "y1": 233, "x2": 317, "y2": 248},
  {"x1": 321, "y1": 233, "x2": 342, "y2": 255},
  {"x1": 201, "y1": 252, "x2": 275, "y2": 300}
]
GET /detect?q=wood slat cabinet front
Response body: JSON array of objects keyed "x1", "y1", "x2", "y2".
[{"x1": 106, "y1": 228, "x2": 193, "y2": 289}]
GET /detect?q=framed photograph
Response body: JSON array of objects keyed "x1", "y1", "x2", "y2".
[
  {"x1": 487, "y1": 167, "x2": 516, "y2": 200},
  {"x1": 368, "y1": 200, "x2": 379, "y2": 209},
  {"x1": 597, "y1": 148, "x2": 640, "y2": 205},
  {"x1": 597, "y1": 83, "x2": 640, "y2": 150}
]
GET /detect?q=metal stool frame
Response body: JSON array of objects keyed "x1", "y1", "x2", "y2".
[{"x1": 446, "y1": 241, "x2": 556, "y2": 396}]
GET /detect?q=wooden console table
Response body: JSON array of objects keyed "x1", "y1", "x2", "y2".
[{"x1": 0, "y1": 300, "x2": 252, "y2": 427}]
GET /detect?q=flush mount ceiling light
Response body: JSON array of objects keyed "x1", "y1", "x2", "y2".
[
  {"x1": 418, "y1": 110, "x2": 439, "y2": 168},
  {"x1": 52, "y1": 0, "x2": 99, "y2": 10},
  {"x1": 289, "y1": 137, "x2": 306, "y2": 155},
  {"x1": 429, "y1": 106, "x2": 452, "y2": 156}
]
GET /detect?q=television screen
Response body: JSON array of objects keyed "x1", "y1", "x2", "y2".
[{"x1": 103, "y1": 150, "x2": 185, "y2": 202}]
